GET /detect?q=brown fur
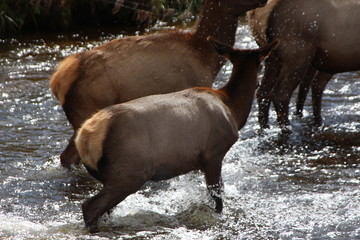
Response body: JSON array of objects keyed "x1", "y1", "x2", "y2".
[
  {"x1": 49, "y1": 54, "x2": 81, "y2": 106},
  {"x1": 247, "y1": 0, "x2": 278, "y2": 46},
  {"x1": 75, "y1": 110, "x2": 112, "y2": 171}
]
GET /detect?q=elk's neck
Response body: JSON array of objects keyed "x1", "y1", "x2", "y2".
[
  {"x1": 220, "y1": 66, "x2": 258, "y2": 129},
  {"x1": 193, "y1": 1, "x2": 238, "y2": 46}
]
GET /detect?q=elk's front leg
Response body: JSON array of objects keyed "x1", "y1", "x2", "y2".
[
  {"x1": 296, "y1": 67, "x2": 317, "y2": 117},
  {"x1": 257, "y1": 54, "x2": 282, "y2": 128},
  {"x1": 203, "y1": 161, "x2": 223, "y2": 213},
  {"x1": 311, "y1": 72, "x2": 333, "y2": 126}
]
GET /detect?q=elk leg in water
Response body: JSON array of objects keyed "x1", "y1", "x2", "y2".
[
  {"x1": 311, "y1": 72, "x2": 333, "y2": 126},
  {"x1": 271, "y1": 54, "x2": 315, "y2": 128},
  {"x1": 257, "y1": 54, "x2": 282, "y2": 128},
  {"x1": 295, "y1": 67, "x2": 317, "y2": 117},
  {"x1": 61, "y1": 87, "x2": 114, "y2": 167},
  {"x1": 82, "y1": 176, "x2": 146, "y2": 228},
  {"x1": 60, "y1": 135, "x2": 81, "y2": 167},
  {"x1": 270, "y1": 42, "x2": 317, "y2": 128},
  {"x1": 203, "y1": 159, "x2": 224, "y2": 213}
]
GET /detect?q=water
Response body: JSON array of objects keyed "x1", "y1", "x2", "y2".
[{"x1": 1, "y1": 21, "x2": 360, "y2": 239}]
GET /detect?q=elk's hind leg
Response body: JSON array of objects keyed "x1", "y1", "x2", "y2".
[
  {"x1": 271, "y1": 52, "x2": 315, "y2": 128},
  {"x1": 82, "y1": 178, "x2": 146, "y2": 229},
  {"x1": 296, "y1": 67, "x2": 317, "y2": 117},
  {"x1": 311, "y1": 72, "x2": 333, "y2": 126},
  {"x1": 82, "y1": 186, "x2": 126, "y2": 229},
  {"x1": 257, "y1": 54, "x2": 282, "y2": 129},
  {"x1": 61, "y1": 81, "x2": 112, "y2": 167},
  {"x1": 60, "y1": 134, "x2": 81, "y2": 167}
]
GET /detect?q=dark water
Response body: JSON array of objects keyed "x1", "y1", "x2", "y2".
[{"x1": 1, "y1": 21, "x2": 359, "y2": 239}]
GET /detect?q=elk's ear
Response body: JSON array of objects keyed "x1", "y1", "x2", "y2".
[
  {"x1": 259, "y1": 39, "x2": 279, "y2": 60},
  {"x1": 207, "y1": 36, "x2": 233, "y2": 59}
]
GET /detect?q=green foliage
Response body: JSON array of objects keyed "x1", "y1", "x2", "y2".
[
  {"x1": 0, "y1": 0, "x2": 205, "y2": 37},
  {"x1": 171, "y1": 0, "x2": 204, "y2": 13},
  {"x1": 0, "y1": 0, "x2": 73, "y2": 37},
  {"x1": 0, "y1": 1, "x2": 21, "y2": 36},
  {"x1": 160, "y1": 0, "x2": 204, "y2": 18}
]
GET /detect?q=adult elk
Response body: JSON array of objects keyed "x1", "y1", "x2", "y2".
[
  {"x1": 75, "y1": 37, "x2": 278, "y2": 229},
  {"x1": 50, "y1": 0, "x2": 268, "y2": 167},
  {"x1": 247, "y1": 0, "x2": 360, "y2": 128}
]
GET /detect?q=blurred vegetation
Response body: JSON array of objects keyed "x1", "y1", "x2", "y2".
[{"x1": 0, "y1": 0, "x2": 204, "y2": 37}]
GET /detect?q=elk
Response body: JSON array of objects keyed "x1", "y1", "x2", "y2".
[
  {"x1": 50, "y1": 0, "x2": 268, "y2": 167},
  {"x1": 74, "y1": 37, "x2": 278, "y2": 229},
  {"x1": 247, "y1": 0, "x2": 360, "y2": 128}
]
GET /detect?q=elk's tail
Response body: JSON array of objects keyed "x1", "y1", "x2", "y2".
[
  {"x1": 75, "y1": 110, "x2": 112, "y2": 171},
  {"x1": 49, "y1": 54, "x2": 81, "y2": 106}
]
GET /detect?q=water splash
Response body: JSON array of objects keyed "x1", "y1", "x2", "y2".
[{"x1": 0, "y1": 20, "x2": 359, "y2": 239}]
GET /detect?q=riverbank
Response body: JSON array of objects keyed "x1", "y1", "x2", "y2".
[{"x1": 0, "y1": 0, "x2": 203, "y2": 37}]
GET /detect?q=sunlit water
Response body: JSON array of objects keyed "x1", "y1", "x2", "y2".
[{"x1": 1, "y1": 20, "x2": 359, "y2": 239}]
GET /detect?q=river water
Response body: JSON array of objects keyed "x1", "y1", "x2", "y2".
[{"x1": 1, "y1": 20, "x2": 359, "y2": 239}]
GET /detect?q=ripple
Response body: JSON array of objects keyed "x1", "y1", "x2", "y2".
[{"x1": 0, "y1": 20, "x2": 360, "y2": 239}]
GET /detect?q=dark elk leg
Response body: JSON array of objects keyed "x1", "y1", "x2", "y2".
[
  {"x1": 80, "y1": 140, "x2": 152, "y2": 229},
  {"x1": 82, "y1": 172, "x2": 146, "y2": 230},
  {"x1": 257, "y1": 54, "x2": 282, "y2": 128},
  {"x1": 60, "y1": 134, "x2": 81, "y2": 167},
  {"x1": 295, "y1": 67, "x2": 317, "y2": 117},
  {"x1": 311, "y1": 71, "x2": 333, "y2": 126},
  {"x1": 82, "y1": 187, "x2": 126, "y2": 229},
  {"x1": 61, "y1": 89, "x2": 106, "y2": 167},
  {"x1": 271, "y1": 56, "x2": 314, "y2": 129},
  {"x1": 207, "y1": 182, "x2": 223, "y2": 213},
  {"x1": 204, "y1": 161, "x2": 223, "y2": 213}
]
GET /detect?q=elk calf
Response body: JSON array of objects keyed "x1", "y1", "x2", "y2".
[{"x1": 75, "y1": 37, "x2": 278, "y2": 228}]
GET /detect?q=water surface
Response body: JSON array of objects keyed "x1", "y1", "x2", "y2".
[{"x1": 0, "y1": 21, "x2": 359, "y2": 239}]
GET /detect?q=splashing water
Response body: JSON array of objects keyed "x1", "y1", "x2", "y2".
[{"x1": 0, "y1": 20, "x2": 359, "y2": 239}]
